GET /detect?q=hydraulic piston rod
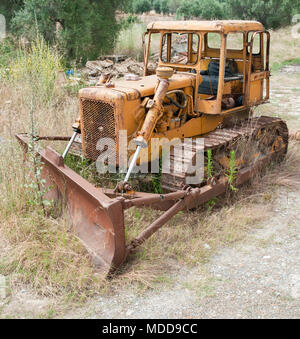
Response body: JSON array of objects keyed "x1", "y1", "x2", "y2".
[
  {"x1": 62, "y1": 131, "x2": 77, "y2": 159},
  {"x1": 116, "y1": 67, "x2": 173, "y2": 191},
  {"x1": 62, "y1": 116, "x2": 81, "y2": 159},
  {"x1": 124, "y1": 145, "x2": 142, "y2": 182}
]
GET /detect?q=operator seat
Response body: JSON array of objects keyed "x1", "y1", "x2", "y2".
[{"x1": 198, "y1": 60, "x2": 243, "y2": 95}]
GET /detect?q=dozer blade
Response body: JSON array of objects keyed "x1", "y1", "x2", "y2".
[{"x1": 16, "y1": 134, "x2": 127, "y2": 275}]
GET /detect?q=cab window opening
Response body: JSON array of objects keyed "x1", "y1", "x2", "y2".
[{"x1": 161, "y1": 32, "x2": 200, "y2": 65}]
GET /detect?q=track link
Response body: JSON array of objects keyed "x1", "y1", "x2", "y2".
[{"x1": 161, "y1": 116, "x2": 289, "y2": 192}]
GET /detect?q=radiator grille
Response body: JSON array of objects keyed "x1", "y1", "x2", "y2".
[{"x1": 81, "y1": 99, "x2": 116, "y2": 161}]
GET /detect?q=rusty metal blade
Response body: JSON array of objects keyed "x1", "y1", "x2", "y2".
[{"x1": 16, "y1": 134, "x2": 127, "y2": 275}]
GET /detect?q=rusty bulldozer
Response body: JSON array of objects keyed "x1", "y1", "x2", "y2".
[{"x1": 17, "y1": 21, "x2": 290, "y2": 275}]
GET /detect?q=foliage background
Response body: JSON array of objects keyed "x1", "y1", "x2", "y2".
[
  {"x1": 2, "y1": 0, "x2": 128, "y2": 63},
  {"x1": 1, "y1": 0, "x2": 299, "y2": 63}
]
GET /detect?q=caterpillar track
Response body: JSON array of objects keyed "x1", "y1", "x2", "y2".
[{"x1": 161, "y1": 116, "x2": 289, "y2": 192}]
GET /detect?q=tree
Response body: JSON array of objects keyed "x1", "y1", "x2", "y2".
[
  {"x1": 176, "y1": 0, "x2": 224, "y2": 19},
  {"x1": 11, "y1": 0, "x2": 128, "y2": 62},
  {"x1": 0, "y1": 0, "x2": 24, "y2": 28},
  {"x1": 192, "y1": 0, "x2": 225, "y2": 19},
  {"x1": 176, "y1": 0, "x2": 194, "y2": 19},
  {"x1": 226, "y1": 0, "x2": 300, "y2": 29},
  {"x1": 176, "y1": 0, "x2": 299, "y2": 28},
  {"x1": 153, "y1": 0, "x2": 161, "y2": 13},
  {"x1": 132, "y1": 0, "x2": 152, "y2": 14},
  {"x1": 160, "y1": 0, "x2": 170, "y2": 15},
  {"x1": 168, "y1": 0, "x2": 181, "y2": 14}
]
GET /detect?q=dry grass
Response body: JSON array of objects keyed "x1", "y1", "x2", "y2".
[
  {"x1": 261, "y1": 141, "x2": 300, "y2": 188},
  {"x1": 269, "y1": 26, "x2": 300, "y2": 68},
  {"x1": 110, "y1": 142, "x2": 300, "y2": 295},
  {"x1": 0, "y1": 213, "x2": 107, "y2": 300},
  {"x1": 123, "y1": 145, "x2": 300, "y2": 269},
  {"x1": 114, "y1": 22, "x2": 161, "y2": 60},
  {"x1": 114, "y1": 23, "x2": 147, "y2": 60},
  {"x1": 0, "y1": 38, "x2": 107, "y2": 302}
]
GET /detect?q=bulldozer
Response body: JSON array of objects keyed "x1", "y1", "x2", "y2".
[{"x1": 17, "y1": 20, "x2": 289, "y2": 275}]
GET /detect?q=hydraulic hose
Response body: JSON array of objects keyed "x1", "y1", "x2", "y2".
[{"x1": 165, "y1": 90, "x2": 187, "y2": 110}]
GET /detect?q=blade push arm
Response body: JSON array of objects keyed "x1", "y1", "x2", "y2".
[{"x1": 119, "y1": 68, "x2": 174, "y2": 191}]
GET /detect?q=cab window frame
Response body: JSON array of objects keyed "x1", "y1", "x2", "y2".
[{"x1": 160, "y1": 31, "x2": 201, "y2": 67}]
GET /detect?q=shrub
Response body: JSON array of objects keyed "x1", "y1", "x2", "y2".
[
  {"x1": 120, "y1": 14, "x2": 141, "y2": 30},
  {"x1": 0, "y1": 37, "x2": 17, "y2": 69},
  {"x1": 8, "y1": 36, "x2": 62, "y2": 106}
]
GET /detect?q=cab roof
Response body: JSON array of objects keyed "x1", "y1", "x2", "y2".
[{"x1": 147, "y1": 20, "x2": 265, "y2": 34}]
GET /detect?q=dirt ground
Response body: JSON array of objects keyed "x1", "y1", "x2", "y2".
[
  {"x1": 0, "y1": 67, "x2": 299, "y2": 319},
  {"x1": 64, "y1": 188, "x2": 300, "y2": 319}
]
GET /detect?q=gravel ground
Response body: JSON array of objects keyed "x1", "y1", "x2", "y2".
[{"x1": 65, "y1": 188, "x2": 300, "y2": 319}]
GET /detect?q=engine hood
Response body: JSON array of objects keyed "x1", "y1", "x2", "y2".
[
  {"x1": 79, "y1": 73, "x2": 196, "y2": 102},
  {"x1": 114, "y1": 73, "x2": 195, "y2": 99}
]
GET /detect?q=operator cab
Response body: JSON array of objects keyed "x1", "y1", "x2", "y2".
[{"x1": 144, "y1": 20, "x2": 270, "y2": 115}]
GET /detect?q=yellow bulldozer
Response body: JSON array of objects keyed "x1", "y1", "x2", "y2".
[{"x1": 17, "y1": 20, "x2": 289, "y2": 275}]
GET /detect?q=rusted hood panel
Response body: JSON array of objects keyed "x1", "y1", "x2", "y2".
[
  {"x1": 79, "y1": 73, "x2": 195, "y2": 101},
  {"x1": 115, "y1": 73, "x2": 195, "y2": 98}
]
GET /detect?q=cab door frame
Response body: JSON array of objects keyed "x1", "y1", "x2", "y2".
[{"x1": 246, "y1": 30, "x2": 270, "y2": 106}]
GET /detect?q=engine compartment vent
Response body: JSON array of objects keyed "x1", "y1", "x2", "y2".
[{"x1": 80, "y1": 99, "x2": 116, "y2": 161}]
